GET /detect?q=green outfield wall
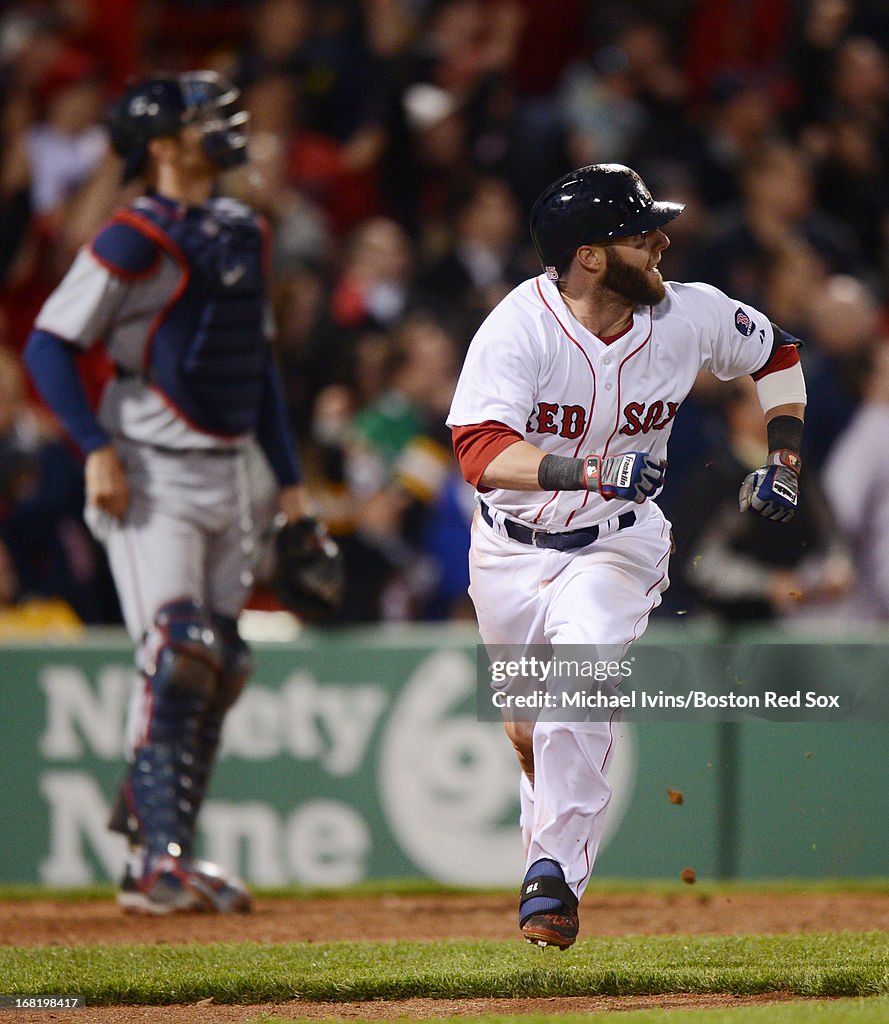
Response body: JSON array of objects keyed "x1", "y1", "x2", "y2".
[{"x1": 1, "y1": 623, "x2": 887, "y2": 885}]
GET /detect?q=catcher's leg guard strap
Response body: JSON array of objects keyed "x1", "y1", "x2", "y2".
[
  {"x1": 519, "y1": 861, "x2": 578, "y2": 926},
  {"x1": 211, "y1": 615, "x2": 253, "y2": 713},
  {"x1": 125, "y1": 600, "x2": 221, "y2": 859},
  {"x1": 108, "y1": 782, "x2": 138, "y2": 841}
]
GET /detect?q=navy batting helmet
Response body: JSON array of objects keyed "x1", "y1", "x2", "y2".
[
  {"x1": 530, "y1": 164, "x2": 685, "y2": 281},
  {"x1": 108, "y1": 71, "x2": 249, "y2": 183}
]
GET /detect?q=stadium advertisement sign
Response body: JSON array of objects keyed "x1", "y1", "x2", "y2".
[{"x1": 1, "y1": 628, "x2": 888, "y2": 885}]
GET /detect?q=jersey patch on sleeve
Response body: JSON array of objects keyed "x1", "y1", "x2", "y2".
[
  {"x1": 90, "y1": 221, "x2": 160, "y2": 279},
  {"x1": 734, "y1": 307, "x2": 756, "y2": 337}
]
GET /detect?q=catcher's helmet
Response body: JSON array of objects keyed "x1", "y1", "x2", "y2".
[
  {"x1": 108, "y1": 71, "x2": 249, "y2": 182},
  {"x1": 530, "y1": 163, "x2": 685, "y2": 281}
]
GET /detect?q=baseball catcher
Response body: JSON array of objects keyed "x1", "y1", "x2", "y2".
[{"x1": 24, "y1": 71, "x2": 329, "y2": 913}]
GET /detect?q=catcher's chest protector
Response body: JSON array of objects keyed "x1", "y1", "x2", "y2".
[{"x1": 131, "y1": 196, "x2": 268, "y2": 436}]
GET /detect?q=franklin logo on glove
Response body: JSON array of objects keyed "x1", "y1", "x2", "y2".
[{"x1": 739, "y1": 442, "x2": 802, "y2": 523}]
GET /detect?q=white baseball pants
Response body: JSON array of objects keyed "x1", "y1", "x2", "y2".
[{"x1": 469, "y1": 501, "x2": 672, "y2": 898}]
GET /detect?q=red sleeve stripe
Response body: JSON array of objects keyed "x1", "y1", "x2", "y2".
[
  {"x1": 751, "y1": 343, "x2": 800, "y2": 381},
  {"x1": 452, "y1": 421, "x2": 523, "y2": 487}
]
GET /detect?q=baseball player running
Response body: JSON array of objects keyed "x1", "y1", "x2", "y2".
[
  {"x1": 447, "y1": 164, "x2": 806, "y2": 948},
  {"x1": 24, "y1": 72, "x2": 317, "y2": 913}
]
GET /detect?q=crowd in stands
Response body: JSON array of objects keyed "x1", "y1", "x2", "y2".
[{"x1": 1, "y1": 0, "x2": 889, "y2": 628}]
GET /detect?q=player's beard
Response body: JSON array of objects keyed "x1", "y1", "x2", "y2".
[{"x1": 601, "y1": 247, "x2": 666, "y2": 306}]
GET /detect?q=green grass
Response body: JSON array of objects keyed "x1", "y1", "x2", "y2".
[
  {"x1": 251, "y1": 996, "x2": 889, "y2": 1024},
  {"x1": 1, "y1": 877, "x2": 888, "y2": 903},
  {"x1": 0, "y1": 878, "x2": 476, "y2": 903},
  {"x1": 1, "y1": 934, "x2": 887, "y2": 1006}
]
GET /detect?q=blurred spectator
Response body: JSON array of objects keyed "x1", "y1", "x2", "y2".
[
  {"x1": 0, "y1": 84, "x2": 32, "y2": 289},
  {"x1": 672, "y1": 378, "x2": 852, "y2": 625},
  {"x1": 411, "y1": 175, "x2": 528, "y2": 343},
  {"x1": 271, "y1": 263, "x2": 330, "y2": 435},
  {"x1": 798, "y1": 274, "x2": 888, "y2": 470},
  {"x1": 682, "y1": 0, "x2": 793, "y2": 101},
  {"x1": 330, "y1": 216, "x2": 413, "y2": 330},
  {"x1": 231, "y1": 0, "x2": 372, "y2": 141},
  {"x1": 557, "y1": 45, "x2": 644, "y2": 169},
  {"x1": 823, "y1": 344, "x2": 889, "y2": 622},
  {"x1": 225, "y1": 72, "x2": 333, "y2": 273},
  {"x1": 0, "y1": 344, "x2": 117, "y2": 623},
  {"x1": 813, "y1": 112, "x2": 889, "y2": 266},
  {"x1": 558, "y1": 19, "x2": 689, "y2": 170},
  {"x1": 829, "y1": 35, "x2": 889, "y2": 128},
  {"x1": 0, "y1": 6, "x2": 120, "y2": 361},
  {"x1": 227, "y1": 0, "x2": 385, "y2": 237},
  {"x1": 0, "y1": 0, "x2": 888, "y2": 626},
  {"x1": 71, "y1": 0, "x2": 140, "y2": 93},
  {"x1": 510, "y1": 0, "x2": 587, "y2": 97},
  {"x1": 688, "y1": 72, "x2": 782, "y2": 212},
  {"x1": 0, "y1": 535, "x2": 81, "y2": 638},
  {"x1": 791, "y1": 0, "x2": 855, "y2": 129},
  {"x1": 760, "y1": 239, "x2": 826, "y2": 341},
  {"x1": 797, "y1": 34, "x2": 889, "y2": 268},
  {"x1": 25, "y1": 64, "x2": 107, "y2": 226},
  {"x1": 310, "y1": 314, "x2": 469, "y2": 621},
  {"x1": 254, "y1": 217, "x2": 412, "y2": 446},
  {"x1": 381, "y1": 0, "x2": 525, "y2": 238},
  {"x1": 692, "y1": 141, "x2": 862, "y2": 304}
]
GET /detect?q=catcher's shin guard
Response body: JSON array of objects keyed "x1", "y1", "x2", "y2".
[
  {"x1": 121, "y1": 600, "x2": 222, "y2": 861},
  {"x1": 176, "y1": 614, "x2": 252, "y2": 857}
]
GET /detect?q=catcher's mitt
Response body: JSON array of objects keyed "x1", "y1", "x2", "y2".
[{"x1": 274, "y1": 515, "x2": 345, "y2": 621}]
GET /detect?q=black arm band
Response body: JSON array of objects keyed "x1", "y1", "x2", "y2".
[
  {"x1": 770, "y1": 321, "x2": 803, "y2": 352},
  {"x1": 767, "y1": 415, "x2": 803, "y2": 454},
  {"x1": 538, "y1": 453, "x2": 586, "y2": 491}
]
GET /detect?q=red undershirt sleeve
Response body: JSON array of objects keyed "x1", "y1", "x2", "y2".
[
  {"x1": 751, "y1": 343, "x2": 801, "y2": 381},
  {"x1": 452, "y1": 420, "x2": 523, "y2": 488}
]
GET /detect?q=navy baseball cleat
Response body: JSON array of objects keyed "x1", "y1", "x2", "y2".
[
  {"x1": 117, "y1": 852, "x2": 252, "y2": 914},
  {"x1": 519, "y1": 859, "x2": 579, "y2": 949}
]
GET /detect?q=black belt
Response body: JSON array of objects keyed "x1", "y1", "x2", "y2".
[
  {"x1": 149, "y1": 444, "x2": 240, "y2": 457},
  {"x1": 114, "y1": 366, "x2": 150, "y2": 382},
  {"x1": 480, "y1": 500, "x2": 635, "y2": 550},
  {"x1": 115, "y1": 437, "x2": 240, "y2": 458}
]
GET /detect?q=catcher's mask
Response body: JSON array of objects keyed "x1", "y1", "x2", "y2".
[
  {"x1": 530, "y1": 163, "x2": 684, "y2": 281},
  {"x1": 108, "y1": 70, "x2": 249, "y2": 183}
]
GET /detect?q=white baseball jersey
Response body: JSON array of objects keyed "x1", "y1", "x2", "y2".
[
  {"x1": 451, "y1": 272, "x2": 778, "y2": 908},
  {"x1": 448, "y1": 274, "x2": 773, "y2": 526}
]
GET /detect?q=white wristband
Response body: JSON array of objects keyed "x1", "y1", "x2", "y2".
[{"x1": 755, "y1": 361, "x2": 807, "y2": 413}]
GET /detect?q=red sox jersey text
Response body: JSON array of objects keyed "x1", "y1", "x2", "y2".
[{"x1": 448, "y1": 275, "x2": 771, "y2": 529}]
